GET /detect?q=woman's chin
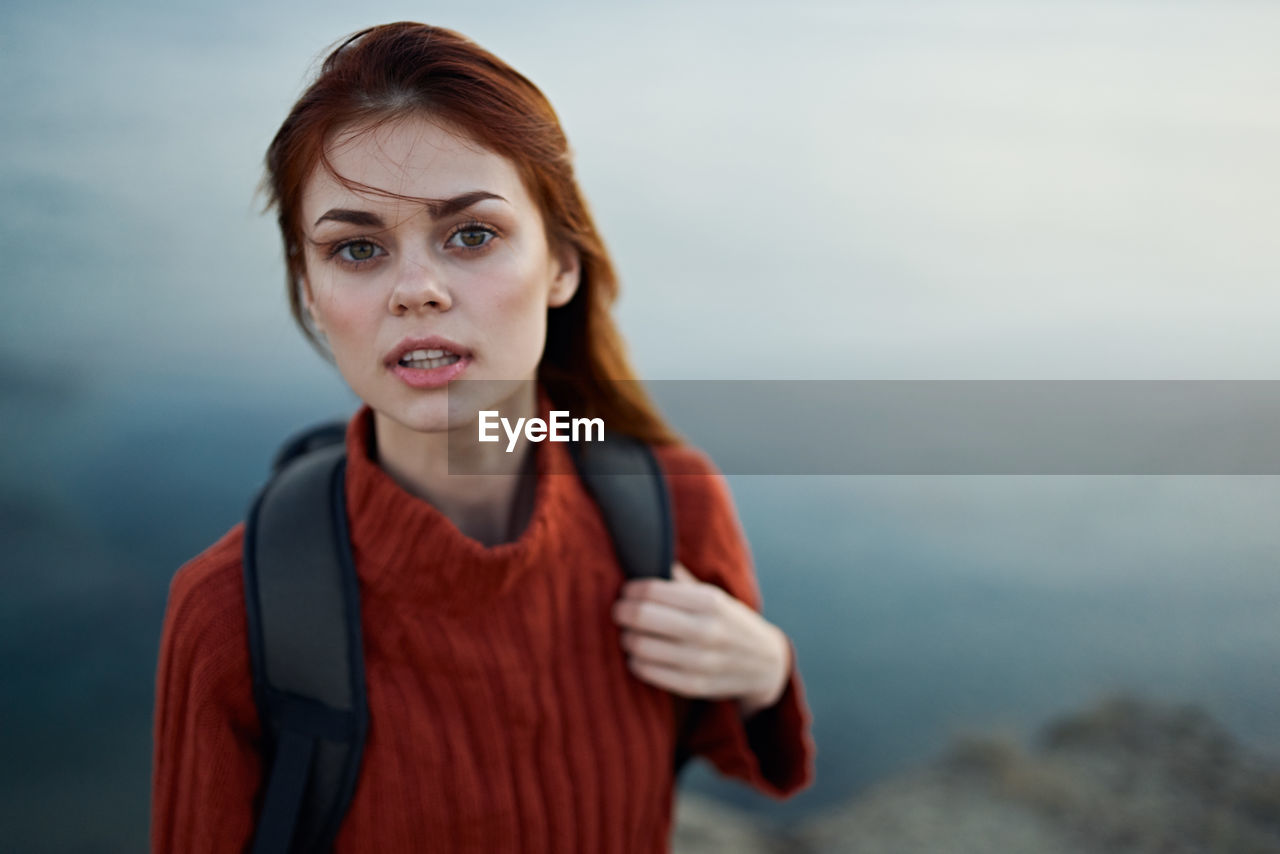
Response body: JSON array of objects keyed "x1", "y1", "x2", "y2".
[
  {"x1": 365, "y1": 374, "x2": 539, "y2": 437},
  {"x1": 369, "y1": 398, "x2": 456, "y2": 437}
]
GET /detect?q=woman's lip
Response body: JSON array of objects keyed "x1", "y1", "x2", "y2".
[
  {"x1": 385, "y1": 336, "x2": 471, "y2": 366},
  {"x1": 389, "y1": 354, "x2": 471, "y2": 388}
]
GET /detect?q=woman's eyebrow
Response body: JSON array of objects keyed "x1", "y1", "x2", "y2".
[
  {"x1": 313, "y1": 191, "x2": 509, "y2": 228},
  {"x1": 313, "y1": 209, "x2": 384, "y2": 228},
  {"x1": 428, "y1": 190, "x2": 508, "y2": 219}
]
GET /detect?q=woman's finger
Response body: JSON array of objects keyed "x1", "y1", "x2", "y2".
[
  {"x1": 619, "y1": 575, "x2": 724, "y2": 615},
  {"x1": 620, "y1": 630, "x2": 712, "y2": 671},
  {"x1": 670, "y1": 562, "x2": 697, "y2": 583},
  {"x1": 611, "y1": 597, "x2": 706, "y2": 642},
  {"x1": 626, "y1": 657, "x2": 727, "y2": 700}
]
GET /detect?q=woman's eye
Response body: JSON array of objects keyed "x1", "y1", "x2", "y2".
[
  {"x1": 449, "y1": 227, "x2": 496, "y2": 250},
  {"x1": 336, "y1": 240, "x2": 383, "y2": 263}
]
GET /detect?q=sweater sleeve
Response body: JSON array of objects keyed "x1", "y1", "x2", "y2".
[
  {"x1": 656, "y1": 445, "x2": 816, "y2": 799},
  {"x1": 152, "y1": 524, "x2": 265, "y2": 854}
]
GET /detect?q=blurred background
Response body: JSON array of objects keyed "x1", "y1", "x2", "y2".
[{"x1": 2, "y1": 0, "x2": 1279, "y2": 851}]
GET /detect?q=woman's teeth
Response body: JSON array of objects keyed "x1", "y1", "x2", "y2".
[{"x1": 399, "y1": 349, "x2": 461, "y2": 369}]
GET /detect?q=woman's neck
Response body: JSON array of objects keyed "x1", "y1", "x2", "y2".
[{"x1": 370, "y1": 385, "x2": 541, "y2": 547}]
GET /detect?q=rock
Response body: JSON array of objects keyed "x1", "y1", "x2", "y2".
[
  {"x1": 797, "y1": 696, "x2": 1280, "y2": 853},
  {"x1": 670, "y1": 697, "x2": 1280, "y2": 853},
  {"x1": 672, "y1": 792, "x2": 785, "y2": 854}
]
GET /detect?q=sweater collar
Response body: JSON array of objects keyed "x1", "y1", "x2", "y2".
[{"x1": 342, "y1": 389, "x2": 576, "y2": 610}]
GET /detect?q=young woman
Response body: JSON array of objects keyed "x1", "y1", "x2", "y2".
[{"x1": 152, "y1": 21, "x2": 814, "y2": 853}]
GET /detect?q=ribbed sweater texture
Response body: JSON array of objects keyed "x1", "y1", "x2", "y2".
[{"x1": 152, "y1": 402, "x2": 815, "y2": 853}]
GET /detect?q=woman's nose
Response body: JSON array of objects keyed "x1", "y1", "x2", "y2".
[{"x1": 388, "y1": 258, "x2": 452, "y2": 314}]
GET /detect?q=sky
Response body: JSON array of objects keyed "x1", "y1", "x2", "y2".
[{"x1": 3, "y1": 0, "x2": 1278, "y2": 390}]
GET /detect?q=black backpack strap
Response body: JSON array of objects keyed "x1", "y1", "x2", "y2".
[
  {"x1": 571, "y1": 432, "x2": 703, "y2": 777},
  {"x1": 271, "y1": 421, "x2": 348, "y2": 473},
  {"x1": 243, "y1": 433, "x2": 367, "y2": 854},
  {"x1": 569, "y1": 430, "x2": 674, "y2": 580}
]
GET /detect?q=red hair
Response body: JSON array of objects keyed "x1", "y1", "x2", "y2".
[{"x1": 261, "y1": 22, "x2": 676, "y2": 444}]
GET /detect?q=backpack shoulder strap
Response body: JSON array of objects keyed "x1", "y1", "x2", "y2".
[
  {"x1": 243, "y1": 423, "x2": 367, "y2": 854},
  {"x1": 572, "y1": 432, "x2": 702, "y2": 775},
  {"x1": 569, "y1": 431, "x2": 674, "y2": 581}
]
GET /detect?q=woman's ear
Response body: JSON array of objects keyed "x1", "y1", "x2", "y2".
[
  {"x1": 301, "y1": 274, "x2": 325, "y2": 334},
  {"x1": 547, "y1": 243, "x2": 581, "y2": 308}
]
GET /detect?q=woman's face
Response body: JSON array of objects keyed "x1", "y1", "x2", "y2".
[{"x1": 298, "y1": 115, "x2": 580, "y2": 435}]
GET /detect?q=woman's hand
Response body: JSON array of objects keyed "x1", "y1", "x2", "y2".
[{"x1": 611, "y1": 561, "x2": 791, "y2": 718}]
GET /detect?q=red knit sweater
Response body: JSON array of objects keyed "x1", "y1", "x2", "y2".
[{"x1": 152, "y1": 404, "x2": 815, "y2": 853}]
